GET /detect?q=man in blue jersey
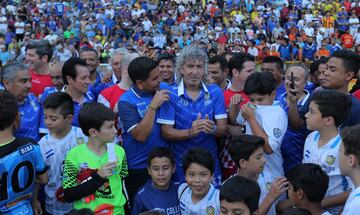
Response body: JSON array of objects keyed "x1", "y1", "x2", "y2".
[
  {"x1": 118, "y1": 56, "x2": 169, "y2": 204},
  {"x1": 157, "y1": 45, "x2": 228, "y2": 187},
  {"x1": 61, "y1": 57, "x2": 95, "y2": 127},
  {"x1": 0, "y1": 90, "x2": 48, "y2": 214},
  {"x1": 278, "y1": 38, "x2": 291, "y2": 61},
  {"x1": 302, "y1": 37, "x2": 317, "y2": 62},
  {"x1": 2, "y1": 63, "x2": 42, "y2": 141}
]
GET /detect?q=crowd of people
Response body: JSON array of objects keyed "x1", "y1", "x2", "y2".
[{"x1": 1, "y1": 0, "x2": 360, "y2": 215}]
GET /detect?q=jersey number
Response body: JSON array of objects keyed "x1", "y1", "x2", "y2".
[{"x1": 0, "y1": 161, "x2": 34, "y2": 200}]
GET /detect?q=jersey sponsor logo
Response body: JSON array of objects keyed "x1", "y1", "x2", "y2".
[
  {"x1": 94, "y1": 204, "x2": 114, "y2": 215},
  {"x1": 178, "y1": 98, "x2": 188, "y2": 107},
  {"x1": 325, "y1": 155, "x2": 336, "y2": 165},
  {"x1": 273, "y1": 128, "x2": 282, "y2": 138},
  {"x1": 19, "y1": 144, "x2": 34, "y2": 155},
  {"x1": 206, "y1": 206, "x2": 215, "y2": 215}
]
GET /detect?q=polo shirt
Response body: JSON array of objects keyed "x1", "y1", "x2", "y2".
[
  {"x1": 118, "y1": 86, "x2": 168, "y2": 170},
  {"x1": 16, "y1": 94, "x2": 42, "y2": 141},
  {"x1": 278, "y1": 44, "x2": 291, "y2": 61},
  {"x1": 157, "y1": 80, "x2": 227, "y2": 186},
  {"x1": 302, "y1": 43, "x2": 316, "y2": 60},
  {"x1": 277, "y1": 90, "x2": 311, "y2": 174}
]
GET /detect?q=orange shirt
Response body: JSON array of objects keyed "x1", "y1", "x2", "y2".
[
  {"x1": 317, "y1": 49, "x2": 330, "y2": 58},
  {"x1": 269, "y1": 50, "x2": 281, "y2": 57},
  {"x1": 341, "y1": 34, "x2": 354, "y2": 48},
  {"x1": 323, "y1": 16, "x2": 335, "y2": 28}
]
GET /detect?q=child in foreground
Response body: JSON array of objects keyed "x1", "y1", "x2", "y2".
[{"x1": 62, "y1": 103, "x2": 128, "y2": 214}]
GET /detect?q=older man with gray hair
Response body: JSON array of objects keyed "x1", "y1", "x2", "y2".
[
  {"x1": 98, "y1": 53, "x2": 139, "y2": 113},
  {"x1": 2, "y1": 63, "x2": 42, "y2": 141},
  {"x1": 157, "y1": 45, "x2": 228, "y2": 186}
]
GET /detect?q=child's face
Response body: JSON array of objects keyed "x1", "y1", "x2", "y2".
[
  {"x1": 185, "y1": 163, "x2": 214, "y2": 199},
  {"x1": 242, "y1": 147, "x2": 266, "y2": 177},
  {"x1": 94, "y1": 120, "x2": 117, "y2": 143},
  {"x1": 220, "y1": 199, "x2": 251, "y2": 215},
  {"x1": 248, "y1": 92, "x2": 275, "y2": 106},
  {"x1": 148, "y1": 157, "x2": 175, "y2": 190},
  {"x1": 305, "y1": 101, "x2": 326, "y2": 131},
  {"x1": 44, "y1": 108, "x2": 72, "y2": 135}
]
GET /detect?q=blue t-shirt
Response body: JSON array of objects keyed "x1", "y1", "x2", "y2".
[
  {"x1": 278, "y1": 44, "x2": 291, "y2": 61},
  {"x1": 302, "y1": 43, "x2": 316, "y2": 60},
  {"x1": 132, "y1": 180, "x2": 181, "y2": 215},
  {"x1": 0, "y1": 138, "x2": 46, "y2": 214},
  {"x1": 16, "y1": 94, "x2": 42, "y2": 141},
  {"x1": 277, "y1": 90, "x2": 311, "y2": 174},
  {"x1": 118, "y1": 87, "x2": 168, "y2": 169},
  {"x1": 341, "y1": 95, "x2": 360, "y2": 128},
  {"x1": 157, "y1": 81, "x2": 227, "y2": 186}
]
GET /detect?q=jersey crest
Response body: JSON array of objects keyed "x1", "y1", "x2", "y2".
[
  {"x1": 325, "y1": 155, "x2": 336, "y2": 165},
  {"x1": 273, "y1": 128, "x2": 282, "y2": 138},
  {"x1": 206, "y1": 206, "x2": 215, "y2": 215}
]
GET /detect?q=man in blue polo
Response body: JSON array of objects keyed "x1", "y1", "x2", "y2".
[
  {"x1": 157, "y1": 45, "x2": 228, "y2": 186},
  {"x1": 2, "y1": 63, "x2": 42, "y2": 141},
  {"x1": 302, "y1": 37, "x2": 317, "y2": 62},
  {"x1": 118, "y1": 56, "x2": 169, "y2": 203}
]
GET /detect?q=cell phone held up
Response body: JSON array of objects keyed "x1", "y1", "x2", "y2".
[{"x1": 290, "y1": 71, "x2": 296, "y2": 96}]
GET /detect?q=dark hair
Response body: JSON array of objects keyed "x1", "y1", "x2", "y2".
[
  {"x1": 43, "y1": 92, "x2": 74, "y2": 118},
  {"x1": 0, "y1": 90, "x2": 18, "y2": 131},
  {"x1": 340, "y1": 124, "x2": 360, "y2": 165},
  {"x1": 228, "y1": 53, "x2": 255, "y2": 77},
  {"x1": 26, "y1": 40, "x2": 53, "y2": 62},
  {"x1": 332, "y1": 50, "x2": 360, "y2": 77},
  {"x1": 286, "y1": 163, "x2": 329, "y2": 203},
  {"x1": 209, "y1": 55, "x2": 229, "y2": 71},
  {"x1": 68, "y1": 209, "x2": 94, "y2": 215},
  {"x1": 80, "y1": 47, "x2": 99, "y2": 58},
  {"x1": 229, "y1": 135, "x2": 265, "y2": 168},
  {"x1": 309, "y1": 57, "x2": 327, "y2": 76},
  {"x1": 281, "y1": 208, "x2": 312, "y2": 215},
  {"x1": 310, "y1": 89, "x2": 351, "y2": 127},
  {"x1": 262, "y1": 56, "x2": 284, "y2": 71},
  {"x1": 128, "y1": 56, "x2": 158, "y2": 83},
  {"x1": 62, "y1": 57, "x2": 88, "y2": 85},
  {"x1": 220, "y1": 175, "x2": 260, "y2": 215},
  {"x1": 157, "y1": 53, "x2": 175, "y2": 64},
  {"x1": 78, "y1": 102, "x2": 115, "y2": 136},
  {"x1": 182, "y1": 147, "x2": 215, "y2": 174},
  {"x1": 147, "y1": 147, "x2": 175, "y2": 166},
  {"x1": 244, "y1": 72, "x2": 276, "y2": 95}
]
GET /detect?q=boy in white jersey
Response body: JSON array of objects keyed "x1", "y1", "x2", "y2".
[
  {"x1": 32, "y1": 92, "x2": 88, "y2": 215},
  {"x1": 230, "y1": 72, "x2": 288, "y2": 181},
  {"x1": 303, "y1": 89, "x2": 352, "y2": 214},
  {"x1": 339, "y1": 125, "x2": 360, "y2": 214},
  {"x1": 286, "y1": 163, "x2": 331, "y2": 215},
  {"x1": 229, "y1": 135, "x2": 289, "y2": 215},
  {"x1": 178, "y1": 147, "x2": 220, "y2": 215},
  {"x1": 220, "y1": 175, "x2": 261, "y2": 215}
]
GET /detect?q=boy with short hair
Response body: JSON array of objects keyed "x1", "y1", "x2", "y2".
[
  {"x1": 339, "y1": 125, "x2": 360, "y2": 213},
  {"x1": 286, "y1": 163, "x2": 331, "y2": 215},
  {"x1": 178, "y1": 147, "x2": 220, "y2": 214},
  {"x1": 220, "y1": 175, "x2": 261, "y2": 215},
  {"x1": 230, "y1": 72, "x2": 288, "y2": 181},
  {"x1": 229, "y1": 135, "x2": 288, "y2": 215},
  {"x1": 303, "y1": 89, "x2": 352, "y2": 214},
  {"x1": 34, "y1": 92, "x2": 88, "y2": 215},
  {"x1": 132, "y1": 147, "x2": 180, "y2": 215},
  {"x1": 0, "y1": 91, "x2": 48, "y2": 214},
  {"x1": 62, "y1": 103, "x2": 128, "y2": 214}
]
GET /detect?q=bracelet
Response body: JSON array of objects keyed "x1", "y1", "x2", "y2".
[{"x1": 148, "y1": 105, "x2": 158, "y2": 111}]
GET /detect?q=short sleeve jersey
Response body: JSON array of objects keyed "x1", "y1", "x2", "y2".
[
  {"x1": 237, "y1": 104, "x2": 287, "y2": 179},
  {"x1": 157, "y1": 81, "x2": 227, "y2": 185},
  {"x1": 0, "y1": 138, "x2": 46, "y2": 214},
  {"x1": 178, "y1": 183, "x2": 220, "y2": 215},
  {"x1": 303, "y1": 131, "x2": 352, "y2": 214},
  {"x1": 38, "y1": 126, "x2": 87, "y2": 215},
  {"x1": 62, "y1": 143, "x2": 128, "y2": 214},
  {"x1": 342, "y1": 186, "x2": 360, "y2": 214},
  {"x1": 132, "y1": 180, "x2": 181, "y2": 215},
  {"x1": 16, "y1": 94, "x2": 42, "y2": 141}
]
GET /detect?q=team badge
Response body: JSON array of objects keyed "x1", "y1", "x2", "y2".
[
  {"x1": 77, "y1": 137, "x2": 85, "y2": 145},
  {"x1": 325, "y1": 155, "x2": 336, "y2": 165},
  {"x1": 178, "y1": 98, "x2": 188, "y2": 107},
  {"x1": 266, "y1": 182, "x2": 272, "y2": 191},
  {"x1": 273, "y1": 128, "x2": 282, "y2": 138},
  {"x1": 206, "y1": 206, "x2": 215, "y2": 215}
]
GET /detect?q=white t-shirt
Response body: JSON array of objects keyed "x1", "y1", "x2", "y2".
[
  {"x1": 38, "y1": 126, "x2": 88, "y2": 215},
  {"x1": 349, "y1": 18, "x2": 360, "y2": 30},
  {"x1": 178, "y1": 183, "x2": 220, "y2": 215},
  {"x1": 258, "y1": 172, "x2": 277, "y2": 215},
  {"x1": 342, "y1": 186, "x2": 360, "y2": 215},
  {"x1": 142, "y1": 20, "x2": 153, "y2": 32},
  {"x1": 247, "y1": 47, "x2": 259, "y2": 57},
  {"x1": 14, "y1": 21, "x2": 25, "y2": 34},
  {"x1": 237, "y1": 104, "x2": 287, "y2": 179},
  {"x1": 303, "y1": 131, "x2": 352, "y2": 214}
]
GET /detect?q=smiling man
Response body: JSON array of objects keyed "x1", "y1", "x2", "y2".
[{"x1": 157, "y1": 45, "x2": 228, "y2": 187}]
